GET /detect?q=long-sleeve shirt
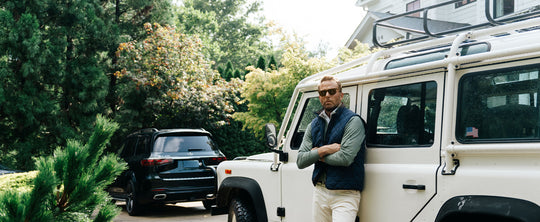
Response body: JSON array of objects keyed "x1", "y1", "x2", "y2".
[{"x1": 297, "y1": 116, "x2": 365, "y2": 170}]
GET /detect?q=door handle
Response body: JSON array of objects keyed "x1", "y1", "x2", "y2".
[{"x1": 402, "y1": 184, "x2": 426, "y2": 190}]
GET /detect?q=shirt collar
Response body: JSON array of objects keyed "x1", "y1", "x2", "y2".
[{"x1": 318, "y1": 104, "x2": 341, "y2": 123}]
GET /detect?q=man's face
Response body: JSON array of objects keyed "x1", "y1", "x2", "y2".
[{"x1": 318, "y1": 80, "x2": 343, "y2": 112}]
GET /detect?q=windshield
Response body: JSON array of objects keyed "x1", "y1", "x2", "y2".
[{"x1": 153, "y1": 135, "x2": 217, "y2": 154}]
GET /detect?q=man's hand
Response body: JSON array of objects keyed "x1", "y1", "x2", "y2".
[{"x1": 313, "y1": 143, "x2": 341, "y2": 159}]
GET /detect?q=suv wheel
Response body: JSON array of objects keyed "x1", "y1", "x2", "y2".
[
  {"x1": 126, "y1": 181, "x2": 143, "y2": 216},
  {"x1": 228, "y1": 197, "x2": 255, "y2": 222}
]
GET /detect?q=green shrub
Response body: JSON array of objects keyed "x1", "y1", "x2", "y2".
[{"x1": 0, "y1": 115, "x2": 127, "y2": 222}]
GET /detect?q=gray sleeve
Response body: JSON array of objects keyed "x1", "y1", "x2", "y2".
[
  {"x1": 296, "y1": 123, "x2": 321, "y2": 169},
  {"x1": 323, "y1": 116, "x2": 365, "y2": 167}
]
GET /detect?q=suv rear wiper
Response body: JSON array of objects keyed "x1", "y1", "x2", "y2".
[{"x1": 188, "y1": 148, "x2": 204, "y2": 152}]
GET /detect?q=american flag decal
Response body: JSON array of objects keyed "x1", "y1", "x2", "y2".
[{"x1": 466, "y1": 127, "x2": 479, "y2": 138}]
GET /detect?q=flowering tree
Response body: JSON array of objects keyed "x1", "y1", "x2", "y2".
[
  {"x1": 234, "y1": 33, "x2": 333, "y2": 137},
  {"x1": 114, "y1": 23, "x2": 241, "y2": 132}
]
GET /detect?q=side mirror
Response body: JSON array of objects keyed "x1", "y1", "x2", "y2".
[
  {"x1": 264, "y1": 123, "x2": 288, "y2": 164},
  {"x1": 264, "y1": 123, "x2": 278, "y2": 149}
]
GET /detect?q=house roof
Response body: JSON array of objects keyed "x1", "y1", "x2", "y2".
[{"x1": 346, "y1": 11, "x2": 470, "y2": 49}]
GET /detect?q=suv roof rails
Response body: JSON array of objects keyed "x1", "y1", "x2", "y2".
[
  {"x1": 138, "y1": 128, "x2": 159, "y2": 133},
  {"x1": 373, "y1": 0, "x2": 540, "y2": 48}
]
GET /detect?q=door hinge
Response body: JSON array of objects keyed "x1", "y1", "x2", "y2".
[
  {"x1": 442, "y1": 159, "x2": 460, "y2": 175},
  {"x1": 277, "y1": 207, "x2": 285, "y2": 217}
]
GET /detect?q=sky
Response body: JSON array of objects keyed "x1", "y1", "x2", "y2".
[{"x1": 261, "y1": 0, "x2": 366, "y2": 59}]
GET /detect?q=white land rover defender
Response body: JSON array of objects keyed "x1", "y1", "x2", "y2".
[{"x1": 212, "y1": 1, "x2": 540, "y2": 221}]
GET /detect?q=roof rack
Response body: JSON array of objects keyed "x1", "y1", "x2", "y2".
[
  {"x1": 138, "y1": 128, "x2": 159, "y2": 133},
  {"x1": 373, "y1": 0, "x2": 540, "y2": 48}
]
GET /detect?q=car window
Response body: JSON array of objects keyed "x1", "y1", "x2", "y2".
[
  {"x1": 120, "y1": 137, "x2": 137, "y2": 158},
  {"x1": 289, "y1": 93, "x2": 351, "y2": 150},
  {"x1": 153, "y1": 135, "x2": 217, "y2": 153},
  {"x1": 367, "y1": 81, "x2": 437, "y2": 147},
  {"x1": 135, "y1": 136, "x2": 149, "y2": 155},
  {"x1": 457, "y1": 66, "x2": 540, "y2": 142}
]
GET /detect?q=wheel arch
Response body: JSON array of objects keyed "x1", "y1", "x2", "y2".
[
  {"x1": 435, "y1": 195, "x2": 540, "y2": 222},
  {"x1": 216, "y1": 176, "x2": 268, "y2": 222}
]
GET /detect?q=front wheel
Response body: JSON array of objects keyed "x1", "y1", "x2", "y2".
[{"x1": 228, "y1": 196, "x2": 256, "y2": 222}]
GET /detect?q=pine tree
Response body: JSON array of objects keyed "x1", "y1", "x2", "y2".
[
  {"x1": 268, "y1": 54, "x2": 278, "y2": 70},
  {"x1": 234, "y1": 69, "x2": 242, "y2": 80},
  {"x1": 224, "y1": 61, "x2": 234, "y2": 81},
  {"x1": 256, "y1": 55, "x2": 267, "y2": 71},
  {"x1": 0, "y1": 115, "x2": 127, "y2": 222},
  {"x1": 0, "y1": 0, "x2": 120, "y2": 169}
]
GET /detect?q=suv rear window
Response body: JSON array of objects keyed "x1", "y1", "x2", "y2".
[
  {"x1": 153, "y1": 135, "x2": 217, "y2": 153},
  {"x1": 457, "y1": 65, "x2": 540, "y2": 142}
]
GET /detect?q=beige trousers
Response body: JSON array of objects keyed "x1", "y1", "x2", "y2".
[{"x1": 312, "y1": 183, "x2": 361, "y2": 222}]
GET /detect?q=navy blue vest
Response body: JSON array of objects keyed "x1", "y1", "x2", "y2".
[{"x1": 311, "y1": 106, "x2": 366, "y2": 191}]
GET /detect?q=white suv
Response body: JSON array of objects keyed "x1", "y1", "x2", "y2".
[{"x1": 212, "y1": 2, "x2": 540, "y2": 221}]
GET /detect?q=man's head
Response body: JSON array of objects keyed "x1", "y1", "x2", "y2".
[{"x1": 318, "y1": 76, "x2": 344, "y2": 113}]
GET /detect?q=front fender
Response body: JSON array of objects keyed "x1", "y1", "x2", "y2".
[{"x1": 214, "y1": 176, "x2": 268, "y2": 222}]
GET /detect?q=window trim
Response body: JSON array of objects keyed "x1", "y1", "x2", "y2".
[
  {"x1": 493, "y1": 0, "x2": 515, "y2": 19},
  {"x1": 406, "y1": 0, "x2": 421, "y2": 17}
]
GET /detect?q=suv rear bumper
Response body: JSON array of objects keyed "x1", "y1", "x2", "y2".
[{"x1": 139, "y1": 186, "x2": 216, "y2": 204}]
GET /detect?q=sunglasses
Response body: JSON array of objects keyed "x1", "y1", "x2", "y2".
[{"x1": 318, "y1": 88, "x2": 338, "y2": 96}]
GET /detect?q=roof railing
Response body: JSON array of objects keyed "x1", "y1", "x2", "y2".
[{"x1": 373, "y1": 0, "x2": 540, "y2": 48}]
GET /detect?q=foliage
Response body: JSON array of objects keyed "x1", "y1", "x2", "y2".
[
  {"x1": 268, "y1": 55, "x2": 278, "y2": 70},
  {"x1": 256, "y1": 55, "x2": 267, "y2": 71},
  {"x1": 0, "y1": 115, "x2": 127, "y2": 222},
  {"x1": 335, "y1": 39, "x2": 378, "y2": 64},
  {"x1": 0, "y1": 171, "x2": 37, "y2": 193},
  {"x1": 104, "y1": 0, "x2": 175, "y2": 114},
  {"x1": 0, "y1": 0, "x2": 122, "y2": 170},
  {"x1": 234, "y1": 32, "x2": 333, "y2": 138},
  {"x1": 177, "y1": 0, "x2": 274, "y2": 70},
  {"x1": 209, "y1": 120, "x2": 267, "y2": 159},
  {"x1": 114, "y1": 23, "x2": 241, "y2": 135}
]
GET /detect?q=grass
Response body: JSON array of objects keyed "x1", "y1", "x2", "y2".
[{"x1": 0, "y1": 171, "x2": 37, "y2": 193}]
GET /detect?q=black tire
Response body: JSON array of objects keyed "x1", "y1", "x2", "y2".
[
  {"x1": 126, "y1": 181, "x2": 144, "y2": 216},
  {"x1": 228, "y1": 197, "x2": 256, "y2": 222},
  {"x1": 202, "y1": 199, "x2": 215, "y2": 210}
]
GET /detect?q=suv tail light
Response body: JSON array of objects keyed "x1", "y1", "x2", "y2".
[
  {"x1": 206, "y1": 157, "x2": 227, "y2": 165},
  {"x1": 140, "y1": 159, "x2": 173, "y2": 166}
]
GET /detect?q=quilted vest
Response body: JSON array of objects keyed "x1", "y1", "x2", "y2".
[{"x1": 311, "y1": 106, "x2": 366, "y2": 191}]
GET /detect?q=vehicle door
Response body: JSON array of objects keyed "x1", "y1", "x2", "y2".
[
  {"x1": 358, "y1": 73, "x2": 443, "y2": 221},
  {"x1": 280, "y1": 86, "x2": 357, "y2": 222}
]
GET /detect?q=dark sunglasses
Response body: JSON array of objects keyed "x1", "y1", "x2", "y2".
[{"x1": 318, "y1": 88, "x2": 338, "y2": 96}]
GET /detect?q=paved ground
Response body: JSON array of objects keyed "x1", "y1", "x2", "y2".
[{"x1": 113, "y1": 201, "x2": 228, "y2": 222}]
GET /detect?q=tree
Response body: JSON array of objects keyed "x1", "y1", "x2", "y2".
[
  {"x1": 105, "y1": 0, "x2": 175, "y2": 115},
  {"x1": 335, "y1": 39, "x2": 376, "y2": 64},
  {"x1": 114, "y1": 23, "x2": 241, "y2": 134},
  {"x1": 268, "y1": 54, "x2": 278, "y2": 70},
  {"x1": 177, "y1": 0, "x2": 273, "y2": 70},
  {"x1": 256, "y1": 55, "x2": 267, "y2": 71},
  {"x1": 224, "y1": 61, "x2": 235, "y2": 81},
  {"x1": 234, "y1": 32, "x2": 333, "y2": 137},
  {"x1": 0, "y1": 0, "x2": 120, "y2": 170},
  {"x1": 0, "y1": 115, "x2": 127, "y2": 222}
]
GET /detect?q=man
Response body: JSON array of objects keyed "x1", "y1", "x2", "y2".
[{"x1": 297, "y1": 75, "x2": 366, "y2": 222}]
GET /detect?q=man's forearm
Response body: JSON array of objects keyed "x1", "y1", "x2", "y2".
[{"x1": 316, "y1": 143, "x2": 340, "y2": 158}]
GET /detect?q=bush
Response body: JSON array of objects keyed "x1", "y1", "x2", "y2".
[{"x1": 0, "y1": 115, "x2": 127, "y2": 222}]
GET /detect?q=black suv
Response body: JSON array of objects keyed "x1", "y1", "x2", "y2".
[{"x1": 108, "y1": 128, "x2": 226, "y2": 216}]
